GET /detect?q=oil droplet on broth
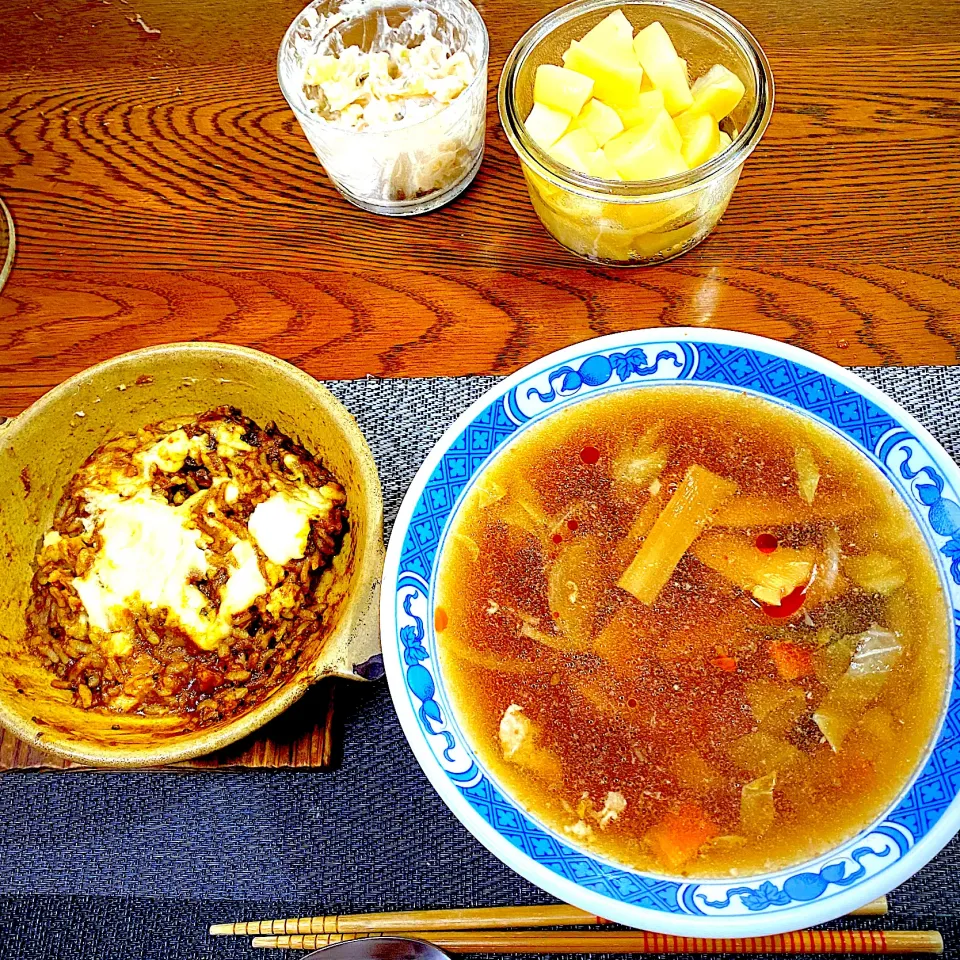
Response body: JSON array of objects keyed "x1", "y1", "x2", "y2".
[{"x1": 755, "y1": 533, "x2": 778, "y2": 553}]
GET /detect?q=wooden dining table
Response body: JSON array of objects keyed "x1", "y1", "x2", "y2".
[{"x1": 2, "y1": 0, "x2": 959, "y2": 420}]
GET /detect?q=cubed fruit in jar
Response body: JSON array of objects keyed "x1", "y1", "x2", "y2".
[
  {"x1": 537, "y1": 203, "x2": 704, "y2": 263},
  {"x1": 522, "y1": 165, "x2": 563, "y2": 200},
  {"x1": 606, "y1": 137, "x2": 687, "y2": 182},
  {"x1": 691, "y1": 64, "x2": 746, "y2": 121},
  {"x1": 591, "y1": 224, "x2": 643, "y2": 262},
  {"x1": 657, "y1": 109, "x2": 683, "y2": 152},
  {"x1": 579, "y1": 9, "x2": 635, "y2": 57},
  {"x1": 534, "y1": 199, "x2": 632, "y2": 262},
  {"x1": 605, "y1": 110, "x2": 683, "y2": 153},
  {"x1": 530, "y1": 176, "x2": 733, "y2": 263},
  {"x1": 633, "y1": 22, "x2": 693, "y2": 116},
  {"x1": 525, "y1": 102, "x2": 572, "y2": 149},
  {"x1": 603, "y1": 110, "x2": 687, "y2": 180},
  {"x1": 603, "y1": 193, "x2": 696, "y2": 231},
  {"x1": 562, "y1": 41, "x2": 645, "y2": 109},
  {"x1": 548, "y1": 127, "x2": 601, "y2": 174},
  {"x1": 532, "y1": 177, "x2": 607, "y2": 219},
  {"x1": 628, "y1": 215, "x2": 706, "y2": 259},
  {"x1": 534, "y1": 64, "x2": 595, "y2": 116},
  {"x1": 570, "y1": 98, "x2": 625, "y2": 146},
  {"x1": 586, "y1": 148, "x2": 622, "y2": 179},
  {"x1": 675, "y1": 110, "x2": 720, "y2": 168},
  {"x1": 528, "y1": 198, "x2": 601, "y2": 258},
  {"x1": 617, "y1": 89, "x2": 666, "y2": 129}
]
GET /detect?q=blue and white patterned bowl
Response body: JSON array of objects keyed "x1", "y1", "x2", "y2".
[{"x1": 381, "y1": 329, "x2": 960, "y2": 936}]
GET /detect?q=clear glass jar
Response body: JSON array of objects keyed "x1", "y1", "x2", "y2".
[
  {"x1": 498, "y1": 0, "x2": 773, "y2": 265},
  {"x1": 278, "y1": 0, "x2": 489, "y2": 216}
]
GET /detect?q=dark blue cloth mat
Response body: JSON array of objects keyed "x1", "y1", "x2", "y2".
[{"x1": 2, "y1": 370, "x2": 960, "y2": 960}]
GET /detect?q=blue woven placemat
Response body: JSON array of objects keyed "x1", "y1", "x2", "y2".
[{"x1": 1, "y1": 370, "x2": 959, "y2": 960}]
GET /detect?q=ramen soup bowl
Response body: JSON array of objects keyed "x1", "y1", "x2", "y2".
[
  {"x1": 382, "y1": 329, "x2": 960, "y2": 936},
  {"x1": 0, "y1": 343, "x2": 384, "y2": 767}
]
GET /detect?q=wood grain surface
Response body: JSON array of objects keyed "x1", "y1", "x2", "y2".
[{"x1": 1, "y1": 0, "x2": 959, "y2": 412}]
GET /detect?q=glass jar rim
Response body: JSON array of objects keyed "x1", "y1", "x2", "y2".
[
  {"x1": 277, "y1": 0, "x2": 490, "y2": 138},
  {"x1": 497, "y1": 0, "x2": 774, "y2": 201}
]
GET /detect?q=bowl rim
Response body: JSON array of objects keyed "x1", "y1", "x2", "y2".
[
  {"x1": 0, "y1": 341, "x2": 384, "y2": 768},
  {"x1": 381, "y1": 327, "x2": 960, "y2": 936},
  {"x1": 497, "y1": 0, "x2": 775, "y2": 201}
]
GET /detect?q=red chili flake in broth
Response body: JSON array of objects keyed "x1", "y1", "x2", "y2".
[
  {"x1": 580, "y1": 445, "x2": 601, "y2": 465},
  {"x1": 434, "y1": 607, "x2": 448, "y2": 632},
  {"x1": 567, "y1": 518, "x2": 579, "y2": 531},
  {"x1": 762, "y1": 584, "x2": 807, "y2": 619},
  {"x1": 551, "y1": 533, "x2": 563, "y2": 544},
  {"x1": 755, "y1": 533, "x2": 778, "y2": 554}
]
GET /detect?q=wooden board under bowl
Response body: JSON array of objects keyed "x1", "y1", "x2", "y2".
[{"x1": 0, "y1": 679, "x2": 338, "y2": 771}]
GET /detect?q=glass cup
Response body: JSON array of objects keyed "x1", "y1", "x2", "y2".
[
  {"x1": 278, "y1": 0, "x2": 489, "y2": 216},
  {"x1": 498, "y1": 0, "x2": 773, "y2": 265}
]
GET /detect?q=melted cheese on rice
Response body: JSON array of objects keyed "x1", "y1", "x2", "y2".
[{"x1": 63, "y1": 423, "x2": 340, "y2": 652}]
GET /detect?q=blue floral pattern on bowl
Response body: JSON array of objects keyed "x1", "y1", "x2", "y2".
[{"x1": 382, "y1": 330, "x2": 960, "y2": 937}]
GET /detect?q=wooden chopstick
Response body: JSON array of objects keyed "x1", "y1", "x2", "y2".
[
  {"x1": 248, "y1": 929, "x2": 942, "y2": 954},
  {"x1": 210, "y1": 897, "x2": 889, "y2": 936}
]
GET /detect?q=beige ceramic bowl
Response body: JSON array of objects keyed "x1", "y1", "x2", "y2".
[{"x1": 0, "y1": 343, "x2": 384, "y2": 767}]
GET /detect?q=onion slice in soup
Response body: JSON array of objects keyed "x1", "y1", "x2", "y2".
[
  {"x1": 795, "y1": 445, "x2": 821, "y2": 505},
  {"x1": 813, "y1": 626, "x2": 903, "y2": 751},
  {"x1": 547, "y1": 539, "x2": 606, "y2": 648},
  {"x1": 740, "y1": 772, "x2": 777, "y2": 837}
]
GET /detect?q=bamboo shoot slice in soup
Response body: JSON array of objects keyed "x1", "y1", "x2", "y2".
[{"x1": 434, "y1": 387, "x2": 951, "y2": 878}]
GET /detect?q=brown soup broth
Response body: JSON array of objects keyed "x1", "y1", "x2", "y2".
[{"x1": 435, "y1": 387, "x2": 951, "y2": 878}]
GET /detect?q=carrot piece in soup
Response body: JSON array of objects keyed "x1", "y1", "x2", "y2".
[
  {"x1": 770, "y1": 641, "x2": 813, "y2": 680},
  {"x1": 618, "y1": 464, "x2": 736, "y2": 605},
  {"x1": 711, "y1": 655, "x2": 737, "y2": 673},
  {"x1": 647, "y1": 801, "x2": 720, "y2": 869}
]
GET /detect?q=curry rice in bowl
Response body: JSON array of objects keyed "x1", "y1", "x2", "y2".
[
  {"x1": 382, "y1": 329, "x2": 960, "y2": 936},
  {"x1": 0, "y1": 343, "x2": 383, "y2": 766}
]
